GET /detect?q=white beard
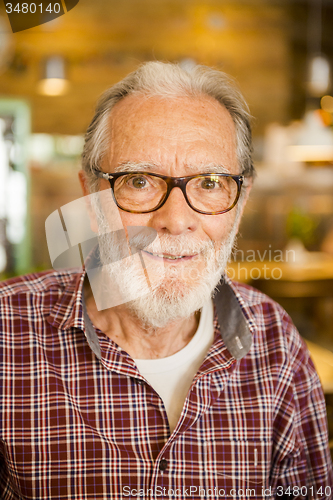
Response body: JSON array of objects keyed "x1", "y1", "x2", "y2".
[{"x1": 92, "y1": 197, "x2": 239, "y2": 329}]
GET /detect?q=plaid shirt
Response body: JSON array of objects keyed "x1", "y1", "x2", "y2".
[{"x1": 0, "y1": 269, "x2": 332, "y2": 500}]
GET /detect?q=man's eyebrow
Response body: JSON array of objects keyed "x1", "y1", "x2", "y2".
[
  {"x1": 114, "y1": 162, "x2": 232, "y2": 175},
  {"x1": 114, "y1": 162, "x2": 161, "y2": 173},
  {"x1": 198, "y1": 164, "x2": 231, "y2": 174}
]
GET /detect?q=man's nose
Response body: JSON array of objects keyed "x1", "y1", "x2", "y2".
[{"x1": 150, "y1": 187, "x2": 199, "y2": 235}]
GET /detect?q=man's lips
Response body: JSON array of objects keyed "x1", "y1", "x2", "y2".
[{"x1": 142, "y1": 250, "x2": 197, "y2": 262}]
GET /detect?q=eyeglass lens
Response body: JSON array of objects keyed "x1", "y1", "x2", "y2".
[{"x1": 113, "y1": 173, "x2": 239, "y2": 214}]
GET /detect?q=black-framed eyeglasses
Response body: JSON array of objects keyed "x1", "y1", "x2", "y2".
[{"x1": 93, "y1": 168, "x2": 244, "y2": 215}]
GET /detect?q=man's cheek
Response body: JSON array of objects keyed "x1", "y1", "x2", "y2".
[{"x1": 185, "y1": 266, "x2": 203, "y2": 281}]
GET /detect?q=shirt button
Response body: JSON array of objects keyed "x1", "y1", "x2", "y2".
[
  {"x1": 134, "y1": 378, "x2": 144, "y2": 385},
  {"x1": 159, "y1": 459, "x2": 168, "y2": 471}
]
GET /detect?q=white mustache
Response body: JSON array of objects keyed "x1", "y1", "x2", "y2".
[{"x1": 141, "y1": 234, "x2": 215, "y2": 256}]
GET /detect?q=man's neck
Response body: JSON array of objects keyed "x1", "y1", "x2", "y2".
[{"x1": 83, "y1": 280, "x2": 200, "y2": 359}]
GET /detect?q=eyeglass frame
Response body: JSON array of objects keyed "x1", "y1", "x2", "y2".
[{"x1": 92, "y1": 167, "x2": 245, "y2": 215}]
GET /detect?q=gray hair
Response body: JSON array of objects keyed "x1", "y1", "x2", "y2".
[{"x1": 82, "y1": 61, "x2": 254, "y2": 191}]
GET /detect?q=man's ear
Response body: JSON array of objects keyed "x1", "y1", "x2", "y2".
[
  {"x1": 78, "y1": 169, "x2": 90, "y2": 197},
  {"x1": 241, "y1": 178, "x2": 253, "y2": 209},
  {"x1": 78, "y1": 169, "x2": 99, "y2": 233}
]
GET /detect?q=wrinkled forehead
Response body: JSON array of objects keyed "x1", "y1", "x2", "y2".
[
  {"x1": 108, "y1": 93, "x2": 236, "y2": 141},
  {"x1": 106, "y1": 94, "x2": 238, "y2": 172}
]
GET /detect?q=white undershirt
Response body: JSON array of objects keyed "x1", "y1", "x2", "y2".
[{"x1": 134, "y1": 299, "x2": 214, "y2": 433}]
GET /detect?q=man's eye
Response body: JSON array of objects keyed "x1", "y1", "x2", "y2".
[
  {"x1": 130, "y1": 176, "x2": 147, "y2": 189},
  {"x1": 201, "y1": 179, "x2": 218, "y2": 190}
]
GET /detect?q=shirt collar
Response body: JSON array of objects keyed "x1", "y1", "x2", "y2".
[
  {"x1": 47, "y1": 244, "x2": 99, "y2": 332},
  {"x1": 47, "y1": 270, "x2": 86, "y2": 332},
  {"x1": 213, "y1": 275, "x2": 255, "y2": 360}
]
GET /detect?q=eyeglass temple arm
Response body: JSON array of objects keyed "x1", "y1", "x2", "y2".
[{"x1": 94, "y1": 169, "x2": 114, "y2": 181}]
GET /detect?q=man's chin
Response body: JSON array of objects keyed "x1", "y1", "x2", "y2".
[
  {"x1": 151, "y1": 280, "x2": 193, "y2": 301},
  {"x1": 125, "y1": 273, "x2": 221, "y2": 330}
]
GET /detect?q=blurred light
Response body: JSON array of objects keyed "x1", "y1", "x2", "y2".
[
  {"x1": 206, "y1": 13, "x2": 226, "y2": 30},
  {"x1": 37, "y1": 78, "x2": 69, "y2": 96},
  {"x1": 29, "y1": 134, "x2": 55, "y2": 163},
  {"x1": 6, "y1": 170, "x2": 27, "y2": 244},
  {"x1": 288, "y1": 145, "x2": 333, "y2": 162},
  {"x1": 37, "y1": 56, "x2": 69, "y2": 96},
  {"x1": 321, "y1": 95, "x2": 333, "y2": 113},
  {"x1": 55, "y1": 135, "x2": 84, "y2": 156},
  {"x1": 307, "y1": 55, "x2": 331, "y2": 97},
  {"x1": 287, "y1": 110, "x2": 333, "y2": 162}
]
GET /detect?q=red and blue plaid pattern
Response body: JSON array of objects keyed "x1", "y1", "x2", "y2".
[{"x1": 0, "y1": 270, "x2": 332, "y2": 499}]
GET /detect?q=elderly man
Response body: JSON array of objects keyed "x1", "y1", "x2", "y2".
[{"x1": 0, "y1": 62, "x2": 332, "y2": 499}]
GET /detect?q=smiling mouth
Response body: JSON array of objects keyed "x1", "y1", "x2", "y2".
[{"x1": 143, "y1": 251, "x2": 196, "y2": 261}]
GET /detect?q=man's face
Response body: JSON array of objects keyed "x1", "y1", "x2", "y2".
[{"x1": 87, "y1": 94, "x2": 248, "y2": 327}]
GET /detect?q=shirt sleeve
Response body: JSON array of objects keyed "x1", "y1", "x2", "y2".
[{"x1": 270, "y1": 315, "x2": 333, "y2": 499}]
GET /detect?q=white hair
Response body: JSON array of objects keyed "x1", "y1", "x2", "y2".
[{"x1": 82, "y1": 61, "x2": 254, "y2": 191}]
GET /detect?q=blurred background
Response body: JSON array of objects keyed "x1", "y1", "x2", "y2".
[{"x1": 1, "y1": 0, "x2": 333, "y2": 442}]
